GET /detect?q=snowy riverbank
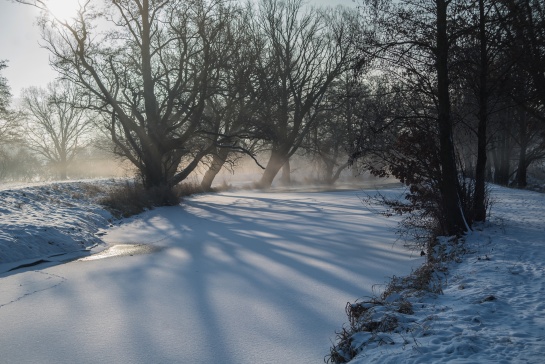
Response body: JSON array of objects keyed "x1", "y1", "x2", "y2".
[
  {"x1": 347, "y1": 185, "x2": 545, "y2": 363},
  {"x1": 0, "y1": 181, "x2": 543, "y2": 363},
  {"x1": 0, "y1": 182, "x2": 420, "y2": 363},
  {"x1": 0, "y1": 181, "x2": 114, "y2": 272}
]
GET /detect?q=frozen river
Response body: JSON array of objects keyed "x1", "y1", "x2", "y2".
[{"x1": 0, "y1": 189, "x2": 422, "y2": 363}]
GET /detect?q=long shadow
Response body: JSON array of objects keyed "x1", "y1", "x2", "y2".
[
  {"x1": 134, "y1": 191, "x2": 416, "y2": 360},
  {"x1": 0, "y1": 190, "x2": 422, "y2": 363}
]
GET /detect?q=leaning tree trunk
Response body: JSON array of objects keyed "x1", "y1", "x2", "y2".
[
  {"x1": 201, "y1": 148, "x2": 230, "y2": 191},
  {"x1": 328, "y1": 162, "x2": 349, "y2": 186},
  {"x1": 259, "y1": 148, "x2": 289, "y2": 189},
  {"x1": 280, "y1": 158, "x2": 291, "y2": 186},
  {"x1": 436, "y1": 0, "x2": 467, "y2": 235}
]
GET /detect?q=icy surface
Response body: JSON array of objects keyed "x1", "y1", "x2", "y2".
[
  {"x1": 1, "y1": 182, "x2": 541, "y2": 363},
  {"x1": 0, "y1": 186, "x2": 422, "y2": 363}
]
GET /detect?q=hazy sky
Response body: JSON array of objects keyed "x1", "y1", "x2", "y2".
[{"x1": 0, "y1": 0, "x2": 356, "y2": 99}]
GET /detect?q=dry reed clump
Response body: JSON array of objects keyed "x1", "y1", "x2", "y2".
[
  {"x1": 78, "y1": 182, "x2": 104, "y2": 198},
  {"x1": 99, "y1": 180, "x2": 204, "y2": 218},
  {"x1": 174, "y1": 180, "x2": 206, "y2": 196},
  {"x1": 327, "y1": 235, "x2": 466, "y2": 364},
  {"x1": 382, "y1": 262, "x2": 446, "y2": 298},
  {"x1": 326, "y1": 295, "x2": 415, "y2": 363}
]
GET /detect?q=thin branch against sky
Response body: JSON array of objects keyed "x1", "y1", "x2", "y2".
[{"x1": 0, "y1": 0, "x2": 355, "y2": 99}]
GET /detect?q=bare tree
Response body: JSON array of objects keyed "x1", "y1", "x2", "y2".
[
  {"x1": 354, "y1": 0, "x2": 471, "y2": 235},
  {"x1": 199, "y1": 4, "x2": 265, "y2": 191},
  {"x1": 0, "y1": 61, "x2": 19, "y2": 146},
  {"x1": 0, "y1": 60, "x2": 24, "y2": 181},
  {"x1": 446, "y1": 0, "x2": 505, "y2": 221},
  {"x1": 471, "y1": 0, "x2": 492, "y2": 221},
  {"x1": 500, "y1": 0, "x2": 545, "y2": 110},
  {"x1": 436, "y1": 0, "x2": 470, "y2": 233},
  {"x1": 253, "y1": 0, "x2": 357, "y2": 188},
  {"x1": 303, "y1": 74, "x2": 362, "y2": 185},
  {"x1": 19, "y1": 0, "x2": 243, "y2": 194},
  {"x1": 496, "y1": 0, "x2": 545, "y2": 186},
  {"x1": 512, "y1": 108, "x2": 545, "y2": 186},
  {"x1": 21, "y1": 81, "x2": 91, "y2": 180}
]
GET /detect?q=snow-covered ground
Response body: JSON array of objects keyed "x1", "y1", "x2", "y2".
[
  {"x1": 0, "y1": 181, "x2": 543, "y2": 363},
  {"x1": 0, "y1": 181, "x2": 114, "y2": 272},
  {"x1": 348, "y1": 186, "x2": 545, "y2": 363},
  {"x1": 0, "y1": 182, "x2": 422, "y2": 363}
]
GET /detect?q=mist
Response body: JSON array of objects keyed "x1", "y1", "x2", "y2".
[{"x1": 196, "y1": 154, "x2": 401, "y2": 191}]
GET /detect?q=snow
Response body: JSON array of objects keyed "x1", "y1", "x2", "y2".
[
  {"x1": 0, "y1": 183, "x2": 422, "y2": 363},
  {"x1": 0, "y1": 181, "x2": 113, "y2": 272},
  {"x1": 348, "y1": 185, "x2": 545, "y2": 363},
  {"x1": 0, "y1": 181, "x2": 543, "y2": 363}
]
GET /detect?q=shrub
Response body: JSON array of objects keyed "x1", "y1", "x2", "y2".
[
  {"x1": 99, "y1": 180, "x2": 204, "y2": 218},
  {"x1": 99, "y1": 181, "x2": 151, "y2": 218}
]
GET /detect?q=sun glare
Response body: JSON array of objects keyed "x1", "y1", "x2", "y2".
[{"x1": 46, "y1": 0, "x2": 79, "y2": 21}]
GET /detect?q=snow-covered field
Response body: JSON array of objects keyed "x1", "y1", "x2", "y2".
[{"x1": 0, "y1": 181, "x2": 543, "y2": 363}]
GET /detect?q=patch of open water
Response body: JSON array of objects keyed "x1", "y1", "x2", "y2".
[{"x1": 78, "y1": 244, "x2": 162, "y2": 261}]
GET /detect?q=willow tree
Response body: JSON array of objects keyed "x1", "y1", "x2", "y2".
[
  {"x1": 253, "y1": 0, "x2": 357, "y2": 188},
  {"x1": 21, "y1": 0, "x2": 242, "y2": 191}
]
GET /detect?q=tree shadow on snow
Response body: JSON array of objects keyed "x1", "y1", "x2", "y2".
[{"x1": 0, "y1": 190, "x2": 422, "y2": 363}]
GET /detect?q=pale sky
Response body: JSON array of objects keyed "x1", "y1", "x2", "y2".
[{"x1": 0, "y1": 0, "x2": 357, "y2": 99}]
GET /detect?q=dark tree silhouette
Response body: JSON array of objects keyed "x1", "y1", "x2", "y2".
[{"x1": 20, "y1": 0, "x2": 244, "y2": 193}]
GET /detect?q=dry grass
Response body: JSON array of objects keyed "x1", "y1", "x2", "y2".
[
  {"x1": 382, "y1": 263, "x2": 445, "y2": 298},
  {"x1": 99, "y1": 180, "x2": 204, "y2": 218},
  {"x1": 327, "y1": 234, "x2": 466, "y2": 363},
  {"x1": 99, "y1": 181, "x2": 152, "y2": 218},
  {"x1": 79, "y1": 182, "x2": 104, "y2": 198},
  {"x1": 326, "y1": 295, "x2": 414, "y2": 363}
]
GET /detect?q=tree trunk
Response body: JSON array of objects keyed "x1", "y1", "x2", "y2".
[
  {"x1": 486, "y1": 154, "x2": 494, "y2": 181},
  {"x1": 59, "y1": 164, "x2": 67, "y2": 180},
  {"x1": 486, "y1": 151, "x2": 494, "y2": 182},
  {"x1": 516, "y1": 112, "x2": 528, "y2": 187},
  {"x1": 515, "y1": 151, "x2": 528, "y2": 187},
  {"x1": 259, "y1": 149, "x2": 288, "y2": 189},
  {"x1": 329, "y1": 162, "x2": 349, "y2": 185},
  {"x1": 436, "y1": 0, "x2": 467, "y2": 234},
  {"x1": 280, "y1": 158, "x2": 291, "y2": 186},
  {"x1": 321, "y1": 157, "x2": 335, "y2": 185},
  {"x1": 493, "y1": 132, "x2": 511, "y2": 185},
  {"x1": 169, "y1": 148, "x2": 212, "y2": 188},
  {"x1": 141, "y1": 152, "x2": 168, "y2": 190},
  {"x1": 201, "y1": 148, "x2": 230, "y2": 191},
  {"x1": 473, "y1": 0, "x2": 488, "y2": 222}
]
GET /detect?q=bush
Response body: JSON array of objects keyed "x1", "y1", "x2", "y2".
[{"x1": 99, "y1": 180, "x2": 204, "y2": 218}]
